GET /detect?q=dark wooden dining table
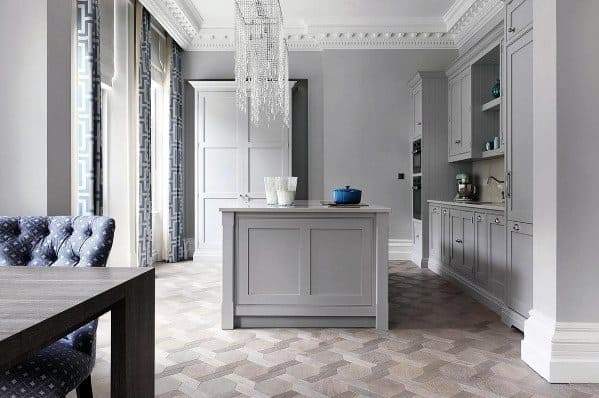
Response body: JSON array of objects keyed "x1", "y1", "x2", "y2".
[{"x1": 0, "y1": 266, "x2": 155, "y2": 397}]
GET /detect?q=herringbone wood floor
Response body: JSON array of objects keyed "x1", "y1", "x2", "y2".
[{"x1": 73, "y1": 261, "x2": 599, "y2": 397}]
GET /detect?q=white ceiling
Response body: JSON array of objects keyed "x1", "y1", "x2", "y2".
[
  {"x1": 193, "y1": 0, "x2": 456, "y2": 30},
  {"x1": 141, "y1": 0, "x2": 504, "y2": 50}
]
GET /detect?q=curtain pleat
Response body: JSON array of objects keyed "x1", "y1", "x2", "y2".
[
  {"x1": 137, "y1": 6, "x2": 152, "y2": 267},
  {"x1": 167, "y1": 41, "x2": 185, "y2": 263},
  {"x1": 76, "y1": 0, "x2": 103, "y2": 216}
]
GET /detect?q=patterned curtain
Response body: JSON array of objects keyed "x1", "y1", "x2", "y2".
[
  {"x1": 76, "y1": 0, "x2": 103, "y2": 216},
  {"x1": 167, "y1": 41, "x2": 185, "y2": 262},
  {"x1": 137, "y1": 7, "x2": 152, "y2": 267}
]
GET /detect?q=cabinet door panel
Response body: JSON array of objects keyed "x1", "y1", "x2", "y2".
[
  {"x1": 460, "y1": 72, "x2": 472, "y2": 154},
  {"x1": 474, "y1": 213, "x2": 488, "y2": 286},
  {"x1": 429, "y1": 206, "x2": 442, "y2": 262},
  {"x1": 450, "y1": 209, "x2": 474, "y2": 277},
  {"x1": 506, "y1": 0, "x2": 533, "y2": 43},
  {"x1": 507, "y1": 221, "x2": 533, "y2": 317},
  {"x1": 488, "y1": 215, "x2": 507, "y2": 300},
  {"x1": 449, "y1": 80, "x2": 462, "y2": 156},
  {"x1": 413, "y1": 88, "x2": 423, "y2": 138},
  {"x1": 507, "y1": 31, "x2": 534, "y2": 223},
  {"x1": 441, "y1": 208, "x2": 451, "y2": 265}
]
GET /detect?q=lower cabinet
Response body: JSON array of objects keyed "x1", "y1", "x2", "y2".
[
  {"x1": 449, "y1": 209, "x2": 475, "y2": 278},
  {"x1": 428, "y1": 203, "x2": 530, "y2": 328},
  {"x1": 507, "y1": 220, "x2": 533, "y2": 317},
  {"x1": 428, "y1": 205, "x2": 442, "y2": 263}
]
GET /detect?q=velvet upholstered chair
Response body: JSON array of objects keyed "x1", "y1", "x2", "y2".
[{"x1": 0, "y1": 216, "x2": 115, "y2": 398}]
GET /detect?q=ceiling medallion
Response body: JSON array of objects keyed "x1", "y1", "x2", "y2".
[{"x1": 234, "y1": 0, "x2": 290, "y2": 126}]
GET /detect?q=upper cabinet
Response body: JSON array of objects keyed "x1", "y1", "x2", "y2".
[
  {"x1": 506, "y1": 0, "x2": 533, "y2": 45},
  {"x1": 446, "y1": 25, "x2": 504, "y2": 163},
  {"x1": 412, "y1": 85, "x2": 423, "y2": 139}
]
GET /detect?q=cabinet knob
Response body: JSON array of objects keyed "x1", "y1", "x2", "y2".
[
  {"x1": 495, "y1": 218, "x2": 500, "y2": 224},
  {"x1": 416, "y1": 122, "x2": 422, "y2": 126},
  {"x1": 508, "y1": 27, "x2": 516, "y2": 33},
  {"x1": 513, "y1": 224, "x2": 520, "y2": 231},
  {"x1": 455, "y1": 238, "x2": 463, "y2": 244},
  {"x1": 455, "y1": 139, "x2": 461, "y2": 144},
  {"x1": 476, "y1": 215, "x2": 482, "y2": 221},
  {"x1": 443, "y1": 210, "x2": 447, "y2": 214}
]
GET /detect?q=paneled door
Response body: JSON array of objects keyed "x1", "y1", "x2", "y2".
[{"x1": 191, "y1": 82, "x2": 293, "y2": 261}]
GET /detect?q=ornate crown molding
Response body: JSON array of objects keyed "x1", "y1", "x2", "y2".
[
  {"x1": 446, "y1": 0, "x2": 504, "y2": 49},
  {"x1": 139, "y1": 0, "x2": 202, "y2": 49},
  {"x1": 149, "y1": 0, "x2": 505, "y2": 51},
  {"x1": 189, "y1": 28, "x2": 455, "y2": 51}
]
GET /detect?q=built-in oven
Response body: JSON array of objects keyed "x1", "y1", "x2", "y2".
[
  {"x1": 412, "y1": 176, "x2": 421, "y2": 220},
  {"x1": 412, "y1": 139, "x2": 422, "y2": 174}
]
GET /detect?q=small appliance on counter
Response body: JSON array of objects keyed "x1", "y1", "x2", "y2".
[
  {"x1": 332, "y1": 186, "x2": 362, "y2": 204},
  {"x1": 454, "y1": 173, "x2": 477, "y2": 202}
]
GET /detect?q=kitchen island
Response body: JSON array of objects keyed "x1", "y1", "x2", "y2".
[{"x1": 220, "y1": 201, "x2": 391, "y2": 330}]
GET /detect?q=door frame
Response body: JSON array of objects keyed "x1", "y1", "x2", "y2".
[{"x1": 190, "y1": 81, "x2": 296, "y2": 262}]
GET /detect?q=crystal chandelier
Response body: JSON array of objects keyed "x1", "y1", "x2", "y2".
[{"x1": 234, "y1": 0, "x2": 289, "y2": 126}]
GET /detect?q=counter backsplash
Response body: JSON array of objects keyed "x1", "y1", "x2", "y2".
[{"x1": 472, "y1": 158, "x2": 505, "y2": 203}]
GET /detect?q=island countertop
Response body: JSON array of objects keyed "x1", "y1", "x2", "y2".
[{"x1": 220, "y1": 200, "x2": 391, "y2": 213}]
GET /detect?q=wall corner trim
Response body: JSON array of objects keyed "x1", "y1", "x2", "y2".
[{"x1": 522, "y1": 310, "x2": 599, "y2": 383}]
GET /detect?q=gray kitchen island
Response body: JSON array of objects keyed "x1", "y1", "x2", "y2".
[{"x1": 220, "y1": 200, "x2": 391, "y2": 330}]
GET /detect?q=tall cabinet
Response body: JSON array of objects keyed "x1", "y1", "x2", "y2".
[
  {"x1": 409, "y1": 72, "x2": 464, "y2": 267},
  {"x1": 504, "y1": 0, "x2": 534, "y2": 327}
]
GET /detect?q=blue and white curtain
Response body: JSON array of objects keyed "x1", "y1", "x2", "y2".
[
  {"x1": 167, "y1": 41, "x2": 185, "y2": 263},
  {"x1": 137, "y1": 6, "x2": 152, "y2": 267},
  {"x1": 76, "y1": 0, "x2": 103, "y2": 216}
]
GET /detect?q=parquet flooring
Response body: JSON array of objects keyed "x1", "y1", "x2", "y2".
[{"x1": 73, "y1": 261, "x2": 599, "y2": 397}]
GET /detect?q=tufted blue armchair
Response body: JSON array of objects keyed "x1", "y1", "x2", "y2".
[{"x1": 0, "y1": 216, "x2": 115, "y2": 398}]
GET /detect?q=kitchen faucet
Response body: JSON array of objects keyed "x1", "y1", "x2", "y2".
[{"x1": 486, "y1": 176, "x2": 505, "y2": 201}]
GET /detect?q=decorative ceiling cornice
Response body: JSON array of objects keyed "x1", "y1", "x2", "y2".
[
  {"x1": 189, "y1": 28, "x2": 456, "y2": 51},
  {"x1": 446, "y1": 0, "x2": 504, "y2": 49},
  {"x1": 139, "y1": 0, "x2": 202, "y2": 49},
  {"x1": 148, "y1": 0, "x2": 505, "y2": 51}
]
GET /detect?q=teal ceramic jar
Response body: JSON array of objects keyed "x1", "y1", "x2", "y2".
[{"x1": 492, "y1": 79, "x2": 500, "y2": 98}]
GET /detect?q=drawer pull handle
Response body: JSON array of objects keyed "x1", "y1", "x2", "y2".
[
  {"x1": 513, "y1": 224, "x2": 520, "y2": 231},
  {"x1": 495, "y1": 218, "x2": 500, "y2": 224},
  {"x1": 455, "y1": 238, "x2": 463, "y2": 244},
  {"x1": 508, "y1": 27, "x2": 516, "y2": 33}
]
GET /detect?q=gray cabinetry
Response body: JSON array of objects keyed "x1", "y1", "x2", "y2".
[
  {"x1": 450, "y1": 209, "x2": 475, "y2": 278},
  {"x1": 507, "y1": 221, "x2": 533, "y2": 318},
  {"x1": 441, "y1": 207, "x2": 451, "y2": 265},
  {"x1": 237, "y1": 216, "x2": 373, "y2": 307},
  {"x1": 412, "y1": 86, "x2": 423, "y2": 138},
  {"x1": 428, "y1": 205, "x2": 442, "y2": 263},
  {"x1": 506, "y1": 29, "x2": 534, "y2": 224},
  {"x1": 488, "y1": 214, "x2": 507, "y2": 300},
  {"x1": 506, "y1": 0, "x2": 533, "y2": 45},
  {"x1": 448, "y1": 71, "x2": 471, "y2": 158},
  {"x1": 474, "y1": 212, "x2": 489, "y2": 285}
]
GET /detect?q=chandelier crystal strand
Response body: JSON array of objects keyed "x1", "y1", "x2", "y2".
[{"x1": 234, "y1": 0, "x2": 289, "y2": 126}]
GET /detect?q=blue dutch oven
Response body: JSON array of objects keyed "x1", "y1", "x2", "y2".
[{"x1": 332, "y1": 186, "x2": 362, "y2": 204}]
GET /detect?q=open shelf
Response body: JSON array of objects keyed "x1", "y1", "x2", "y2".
[
  {"x1": 481, "y1": 97, "x2": 501, "y2": 112},
  {"x1": 480, "y1": 147, "x2": 504, "y2": 159}
]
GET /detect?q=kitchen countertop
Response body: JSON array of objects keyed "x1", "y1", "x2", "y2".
[
  {"x1": 220, "y1": 200, "x2": 391, "y2": 213},
  {"x1": 428, "y1": 200, "x2": 505, "y2": 212}
]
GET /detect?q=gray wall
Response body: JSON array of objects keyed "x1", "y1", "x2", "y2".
[
  {"x1": 0, "y1": 0, "x2": 48, "y2": 215},
  {"x1": 554, "y1": 0, "x2": 599, "y2": 322},
  {"x1": 0, "y1": 0, "x2": 72, "y2": 216},
  {"x1": 182, "y1": 49, "x2": 457, "y2": 241}
]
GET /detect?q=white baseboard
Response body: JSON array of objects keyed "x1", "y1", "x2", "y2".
[
  {"x1": 522, "y1": 310, "x2": 599, "y2": 383},
  {"x1": 388, "y1": 239, "x2": 413, "y2": 261}
]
